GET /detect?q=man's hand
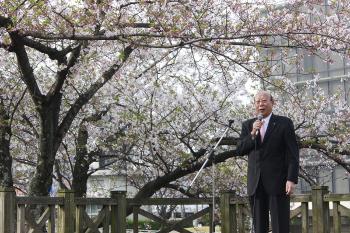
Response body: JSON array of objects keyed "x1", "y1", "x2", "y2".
[
  {"x1": 251, "y1": 120, "x2": 264, "y2": 136},
  {"x1": 286, "y1": 181, "x2": 296, "y2": 195}
]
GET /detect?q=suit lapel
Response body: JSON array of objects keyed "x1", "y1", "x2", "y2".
[{"x1": 262, "y1": 114, "x2": 277, "y2": 144}]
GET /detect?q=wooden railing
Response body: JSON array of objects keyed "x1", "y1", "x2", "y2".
[
  {"x1": 0, "y1": 186, "x2": 350, "y2": 233},
  {"x1": 221, "y1": 186, "x2": 350, "y2": 233},
  {"x1": 128, "y1": 197, "x2": 215, "y2": 233}
]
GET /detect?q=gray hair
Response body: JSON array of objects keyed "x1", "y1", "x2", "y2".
[{"x1": 255, "y1": 90, "x2": 274, "y2": 102}]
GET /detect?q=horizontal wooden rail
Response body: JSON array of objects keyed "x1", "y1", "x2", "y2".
[
  {"x1": 16, "y1": 196, "x2": 64, "y2": 205},
  {"x1": 127, "y1": 197, "x2": 216, "y2": 206},
  {"x1": 1, "y1": 186, "x2": 350, "y2": 233},
  {"x1": 291, "y1": 194, "x2": 312, "y2": 202},
  {"x1": 324, "y1": 193, "x2": 350, "y2": 202},
  {"x1": 75, "y1": 197, "x2": 118, "y2": 205}
]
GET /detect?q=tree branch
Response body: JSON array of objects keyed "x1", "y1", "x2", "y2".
[
  {"x1": 54, "y1": 160, "x2": 69, "y2": 190},
  {"x1": 299, "y1": 167, "x2": 317, "y2": 186},
  {"x1": 55, "y1": 45, "x2": 133, "y2": 152},
  {"x1": 21, "y1": 37, "x2": 76, "y2": 64},
  {"x1": 9, "y1": 32, "x2": 43, "y2": 105},
  {"x1": 21, "y1": 113, "x2": 39, "y2": 139},
  {"x1": 164, "y1": 183, "x2": 199, "y2": 197},
  {"x1": 300, "y1": 140, "x2": 350, "y2": 158},
  {"x1": 0, "y1": 15, "x2": 12, "y2": 28},
  {"x1": 9, "y1": 88, "x2": 27, "y2": 133},
  {"x1": 47, "y1": 43, "x2": 82, "y2": 98},
  {"x1": 18, "y1": 30, "x2": 350, "y2": 50},
  {"x1": 133, "y1": 149, "x2": 236, "y2": 200}
]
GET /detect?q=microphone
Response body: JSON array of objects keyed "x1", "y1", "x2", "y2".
[{"x1": 256, "y1": 113, "x2": 263, "y2": 136}]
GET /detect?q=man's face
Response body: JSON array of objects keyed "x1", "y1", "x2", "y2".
[{"x1": 254, "y1": 93, "x2": 274, "y2": 117}]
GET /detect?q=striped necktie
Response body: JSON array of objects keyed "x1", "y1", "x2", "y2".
[{"x1": 260, "y1": 120, "x2": 265, "y2": 142}]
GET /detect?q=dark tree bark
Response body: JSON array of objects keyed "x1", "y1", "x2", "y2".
[
  {"x1": 71, "y1": 109, "x2": 128, "y2": 197},
  {"x1": 0, "y1": 100, "x2": 13, "y2": 187},
  {"x1": 72, "y1": 122, "x2": 95, "y2": 197},
  {"x1": 28, "y1": 94, "x2": 62, "y2": 196},
  {"x1": 8, "y1": 28, "x2": 133, "y2": 196}
]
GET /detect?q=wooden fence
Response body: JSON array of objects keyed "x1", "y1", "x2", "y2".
[{"x1": 0, "y1": 186, "x2": 350, "y2": 233}]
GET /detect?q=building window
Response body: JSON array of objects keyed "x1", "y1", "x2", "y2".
[
  {"x1": 333, "y1": 166, "x2": 350, "y2": 193},
  {"x1": 302, "y1": 52, "x2": 315, "y2": 81}
]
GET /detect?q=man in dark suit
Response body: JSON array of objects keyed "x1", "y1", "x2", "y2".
[{"x1": 236, "y1": 90, "x2": 299, "y2": 233}]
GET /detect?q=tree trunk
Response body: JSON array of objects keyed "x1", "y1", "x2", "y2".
[
  {"x1": 10, "y1": 32, "x2": 132, "y2": 196},
  {"x1": 28, "y1": 94, "x2": 61, "y2": 196},
  {"x1": 0, "y1": 100, "x2": 13, "y2": 187},
  {"x1": 72, "y1": 122, "x2": 92, "y2": 197}
]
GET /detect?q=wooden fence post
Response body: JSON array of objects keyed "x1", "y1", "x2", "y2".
[
  {"x1": 301, "y1": 201, "x2": 309, "y2": 233},
  {"x1": 209, "y1": 204, "x2": 213, "y2": 233},
  {"x1": 133, "y1": 206, "x2": 140, "y2": 233},
  {"x1": 75, "y1": 204, "x2": 85, "y2": 233},
  {"x1": 0, "y1": 187, "x2": 16, "y2": 233},
  {"x1": 220, "y1": 191, "x2": 236, "y2": 233},
  {"x1": 312, "y1": 186, "x2": 329, "y2": 233},
  {"x1": 236, "y1": 203, "x2": 246, "y2": 233},
  {"x1": 57, "y1": 189, "x2": 75, "y2": 233},
  {"x1": 111, "y1": 191, "x2": 126, "y2": 233},
  {"x1": 332, "y1": 201, "x2": 341, "y2": 233}
]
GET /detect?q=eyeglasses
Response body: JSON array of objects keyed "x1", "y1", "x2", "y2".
[{"x1": 255, "y1": 99, "x2": 268, "y2": 105}]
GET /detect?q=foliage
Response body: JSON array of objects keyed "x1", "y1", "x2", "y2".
[
  {"x1": 0, "y1": 0, "x2": 349, "y2": 200},
  {"x1": 126, "y1": 219, "x2": 162, "y2": 230}
]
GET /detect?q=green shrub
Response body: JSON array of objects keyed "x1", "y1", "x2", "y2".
[{"x1": 126, "y1": 219, "x2": 162, "y2": 230}]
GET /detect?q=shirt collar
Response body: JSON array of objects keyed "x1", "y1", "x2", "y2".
[
  {"x1": 263, "y1": 112, "x2": 272, "y2": 122},
  {"x1": 262, "y1": 112, "x2": 272, "y2": 129}
]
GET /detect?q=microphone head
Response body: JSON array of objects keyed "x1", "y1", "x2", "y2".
[{"x1": 257, "y1": 113, "x2": 263, "y2": 120}]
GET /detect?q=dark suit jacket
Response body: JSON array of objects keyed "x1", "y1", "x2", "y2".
[{"x1": 236, "y1": 114, "x2": 299, "y2": 196}]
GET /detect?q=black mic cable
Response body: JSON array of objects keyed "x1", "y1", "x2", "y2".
[{"x1": 252, "y1": 113, "x2": 263, "y2": 233}]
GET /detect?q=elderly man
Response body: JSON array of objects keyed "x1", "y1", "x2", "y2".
[{"x1": 236, "y1": 90, "x2": 299, "y2": 233}]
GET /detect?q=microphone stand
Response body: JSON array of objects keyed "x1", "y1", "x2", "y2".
[{"x1": 187, "y1": 120, "x2": 234, "y2": 233}]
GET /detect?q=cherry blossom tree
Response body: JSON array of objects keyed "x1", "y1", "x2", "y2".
[{"x1": 0, "y1": 51, "x2": 29, "y2": 188}]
